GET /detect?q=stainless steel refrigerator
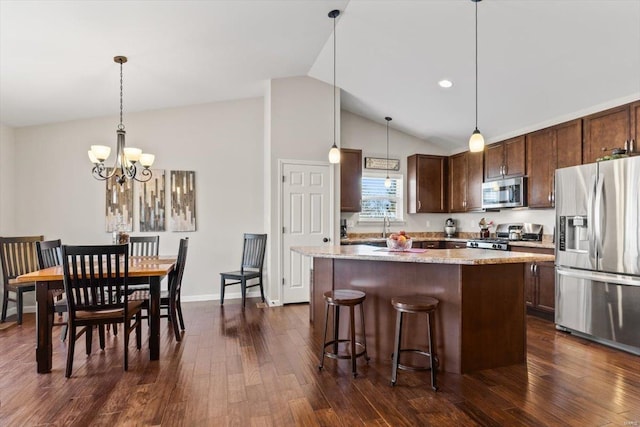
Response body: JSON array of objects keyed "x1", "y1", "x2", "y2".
[{"x1": 555, "y1": 155, "x2": 640, "y2": 355}]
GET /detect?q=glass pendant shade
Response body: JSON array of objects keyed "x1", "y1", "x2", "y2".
[
  {"x1": 469, "y1": 128, "x2": 485, "y2": 152},
  {"x1": 139, "y1": 153, "x2": 155, "y2": 167},
  {"x1": 123, "y1": 147, "x2": 142, "y2": 162},
  {"x1": 328, "y1": 144, "x2": 341, "y2": 164},
  {"x1": 384, "y1": 177, "x2": 392, "y2": 188},
  {"x1": 90, "y1": 145, "x2": 111, "y2": 161}
]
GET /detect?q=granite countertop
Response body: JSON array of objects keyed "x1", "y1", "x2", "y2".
[
  {"x1": 340, "y1": 234, "x2": 555, "y2": 250},
  {"x1": 292, "y1": 244, "x2": 555, "y2": 265}
]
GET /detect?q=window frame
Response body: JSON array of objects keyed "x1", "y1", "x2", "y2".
[{"x1": 359, "y1": 171, "x2": 404, "y2": 223}]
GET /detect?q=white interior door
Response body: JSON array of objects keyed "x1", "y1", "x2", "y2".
[{"x1": 281, "y1": 162, "x2": 332, "y2": 304}]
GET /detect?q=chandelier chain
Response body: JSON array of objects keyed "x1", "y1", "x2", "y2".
[{"x1": 118, "y1": 61, "x2": 124, "y2": 131}]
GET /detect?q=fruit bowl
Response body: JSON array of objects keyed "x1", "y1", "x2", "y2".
[{"x1": 386, "y1": 237, "x2": 413, "y2": 251}]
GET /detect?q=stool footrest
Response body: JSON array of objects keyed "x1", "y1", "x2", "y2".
[
  {"x1": 393, "y1": 349, "x2": 436, "y2": 371},
  {"x1": 322, "y1": 340, "x2": 367, "y2": 360}
]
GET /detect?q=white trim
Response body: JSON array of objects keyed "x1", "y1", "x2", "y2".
[{"x1": 277, "y1": 159, "x2": 335, "y2": 306}]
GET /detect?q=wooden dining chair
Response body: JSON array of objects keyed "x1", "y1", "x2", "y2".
[
  {"x1": 61, "y1": 244, "x2": 143, "y2": 377},
  {"x1": 36, "y1": 239, "x2": 68, "y2": 341},
  {"x1": 129, "y1": 236, "x2": 160, "y2": 256},
  {"x1": 1, "y1": 235, "x2": 43, "y2": 324},
  {"x1": 129, "y1": 238, "x2": 189, "y2": 341},
  {"x1": 220, "y1": 233, "x2": 267, "y2": 307}
]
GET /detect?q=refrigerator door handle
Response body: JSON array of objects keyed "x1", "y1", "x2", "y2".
[
  {"x1": 594, "y1": 174, "x2": 605, "y2": 257},
  {"x1": 556, "y1": 267, "x2": 640, "y2": 287},
  {"x1": 587, "y1": 174, "x2": 597, "y2": 259}
]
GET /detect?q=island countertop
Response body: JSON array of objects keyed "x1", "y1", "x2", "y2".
[{"x1": 292, "y1": 244, "x2": 554, "y2": 265}]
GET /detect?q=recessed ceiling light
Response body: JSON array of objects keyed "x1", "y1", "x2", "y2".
[{"x1": 438, "y1": 79, "x2": 453, "y2": 88}]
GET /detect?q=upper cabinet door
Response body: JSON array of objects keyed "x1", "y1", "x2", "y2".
[
  {"x1": 466, "y1": 150, "x2": 484, "y2": 210},
  {"x1": 526, "y1": 128, "x2": 555, "y2": 208},
  {"x1": 582, "y1": 104, "x2": 630, "y2": 164},
  {"x1": 484, "y1": 136, "x2": 525, "y2": 181},
  {"x1": 630, "y1": 100, "x2": 640, "y2": 155},
  {"x1": 484, "y1": 143, "x2": 504, "y2": 181},
  {"x1": 340, "y1": 149, "x2": 362, "y2": 212},
  {"x1": 448, "y1": 153, "x2": 466, "y2": 212},
  {"x1": 408, "y1": 154, "x2": 448, "y2": 213}
]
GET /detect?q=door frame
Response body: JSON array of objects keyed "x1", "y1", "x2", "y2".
[{"x1": 276, "y1": 159, "x2": 336, "y2": 306}]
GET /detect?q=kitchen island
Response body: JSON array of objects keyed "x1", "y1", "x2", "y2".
[{"x1": 292, "y1": 245, "x2": 555, "y2": 374}]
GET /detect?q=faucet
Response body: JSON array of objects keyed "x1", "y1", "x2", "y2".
[{"x1": 382, "y1": 215, "x2": 390, "y2": 238}]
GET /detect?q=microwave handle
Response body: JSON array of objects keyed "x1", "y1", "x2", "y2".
[{"x1": 509, "y1": 186, "x2": 514, "y2": 203}]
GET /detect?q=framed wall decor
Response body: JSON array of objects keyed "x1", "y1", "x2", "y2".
[
  {"x1": 365, "y1": 157, "x2": 400, "y2": 171},
  {"x1": 169, "y1": 170, "x2": 196, "y2": 232},
  {"x1": 105, "y1": 169, "x2": 133, "y2": 232},
  {"x1": 137, "y1": 169, "x2": 166, "y2": 232}
]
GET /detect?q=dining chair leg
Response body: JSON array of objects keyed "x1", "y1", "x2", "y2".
[
  {"x1": 259, "y1": 278, "x2": 265, "y2": 303},
  {"x1": 1, "y1": 290, "x2": 8, "y2": 322},
  {"x1": 241, "y1": 279, "x2": 246, "y2": 308},
  {"x1": 98, "y1": 325, "x2": 106, "y2": 350},
  {"x1": 65, "y1": 325, "x2": 77, "y2": 378},
  {"x1": 136, "y1": 313, "x2": 142, "y2": 349},
  {"x1": 176, "y1": 298, "x2": 185, "y2": 330},
  {"x1": 60, "y1": 323, "x2": 68, "y2": 342},
  {"x1": 86, "y1": 327, "x2": 93, "y2": 355},
  {"x1": 124, "y1": 320, "x2": 129, "y2": 372},
  {"x1": 220, "y1": 277, "x2": 226, "y2": 305},
  {"x1": 170, "y1": 300, "x2": 181, "y2": 341},
  {"x1": 17, "y1": 290, "x2": 24, "y2": 325}
]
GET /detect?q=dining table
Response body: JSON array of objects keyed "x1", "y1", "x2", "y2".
[{"x1": 16, "y1": 255, "x2": 177, "y2": 374}]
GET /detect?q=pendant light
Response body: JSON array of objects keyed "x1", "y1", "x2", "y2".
[
  {"x1": 384, "y1": 117, "x2": 392, "y2": 188},
  {"x1": 327, "y1": 9, "x2": 341, "y2": 164},
  {"x1": 88, "y1": 56, "x2": 155, "y2": 184},
  {"x1": 468, "y1": 0, "x2": 485, "y2": 153}
]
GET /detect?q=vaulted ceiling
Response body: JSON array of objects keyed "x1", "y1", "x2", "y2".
[{"x1": 2, "y1": 0, "x2": 639, "y2": 153}]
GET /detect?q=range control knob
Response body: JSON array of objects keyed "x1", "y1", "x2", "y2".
[{"x1": 492, "y1": 243, "x2": 499, "y2": 249}]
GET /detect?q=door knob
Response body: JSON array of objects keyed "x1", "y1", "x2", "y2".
[{"x1": 322, "y1": 237, "x2": 330, "y2": 243}]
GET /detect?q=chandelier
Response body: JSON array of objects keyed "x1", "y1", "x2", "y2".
[{"x1": 88, "y1": 56, "x2": 154, "y2": 185}]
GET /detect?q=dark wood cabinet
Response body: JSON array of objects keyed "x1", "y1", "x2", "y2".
[
  {"x1": 582, "y1": 102, "x2": 638, "y2": 164},
  {"x1": 407, "y1": 154, "x2": 448, "y2": 213},
  {"x1": 484, "y1": 135, "x2": 526, "y2": 181},
  {"x1": 449, "y1": 151, "x2": 483, "y2": 212},
  {"x1": 340, "y1": 148, "x2": 362, "y2": 212},
  {"x1": 511, "y1": 246, "x2": 555, "y2": 320},
  {"x1": 420, "y1": 241, "x2": 443, "y2": 249},
  {"x1": 526, "y1": 119, "x2": 582, "y2": 208},
  {"x1": 630, "y1": 100, "x2": 640, "y2": 155},
  {"x1": 444, "y1": 241, "x2": 467, "y2": 249}
]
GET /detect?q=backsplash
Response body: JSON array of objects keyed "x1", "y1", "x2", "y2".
[{"x1": 342, "y1": 209, "x2": 556, "y2": 240}]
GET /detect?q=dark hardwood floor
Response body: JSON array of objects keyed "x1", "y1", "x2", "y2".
[{"x1": 1, "y1": 300, "x2": 639, "y2": 426}]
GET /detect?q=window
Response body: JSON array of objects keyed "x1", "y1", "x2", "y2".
[{"x1": 360, "y1": 173, "x2": 404, "y2": 221}]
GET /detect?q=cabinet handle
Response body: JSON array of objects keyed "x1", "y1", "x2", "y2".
[
  {"x1": 548, "y1": 192, "x2": 552, "y2": 203},
  {"x1": 534, "y1": 264, "x2": 539, "y2": 276},
  {"x1": 530, "y1": 264, "x2": 534, "y2": 275},
  {"x1": 418, "y1": 200, "x2": 422, "y2": 211},
  {"x1": 503, "y1": 164, "x2": 508, "y2": 176},
  {"x1": 630, "y1": 139, "x2": 636, "y2": 154}
]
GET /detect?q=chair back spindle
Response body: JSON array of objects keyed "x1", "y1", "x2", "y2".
[{"x1": 241, "y1": 234, "x2": 267, "y2": 273}]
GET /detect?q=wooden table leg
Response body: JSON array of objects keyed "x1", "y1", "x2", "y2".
[
  {"x1": 149, "y1": 276, "x2": 160, "y2": 360},
  {"x1": 36, "y1": 281, "x2": 54, "y2": 373}
]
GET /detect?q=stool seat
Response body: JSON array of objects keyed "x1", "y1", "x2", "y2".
[
  {"x1": 391, "y1": 295, "x2": 438, "y2": 312},
  {"x1": 324, "y1": 290, "x2": 366, "y2": 306}
]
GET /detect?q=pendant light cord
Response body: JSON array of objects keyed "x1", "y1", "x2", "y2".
[
  {"x1": 386, "y1": 120, "x2": 389, "y2": 176},
  {"x1": 474, "y1": 0, "x2": 479, "y2": 130},
  {"x1": 333, "y1": 12, "x2": 337, "y2": 145}
]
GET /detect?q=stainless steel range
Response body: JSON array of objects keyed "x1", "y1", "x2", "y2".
[
  {"x1": 466, "y1": 239, "x2": 509, "y2": 250},
  {"x1": 466, "y1": 223, "x2": 544, "y2": 251}
]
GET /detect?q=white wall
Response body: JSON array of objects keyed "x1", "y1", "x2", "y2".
[
  {"x1": 340, "y1": 110, "x2": 556, "y2": 237},
  {"x1": 266, "y1": 76, "x2": 337, "y2": 305},
  {"x1": 0, "y1": 123, "x2": 16, "y2": 233},
  {"x1": 11, "y1": 97, "x2": 265, "y2": 306}
]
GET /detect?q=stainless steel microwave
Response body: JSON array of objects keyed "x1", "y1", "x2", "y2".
[{"x1": 481, "y1": 177, "x2": 527, "y2": 209}]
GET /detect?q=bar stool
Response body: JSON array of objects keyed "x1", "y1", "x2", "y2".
[
  {"x1": 390, "y1": 295, "x2": 439, "y2": 390},
  {"x1": 318, "y1": 289, "x2": 369, "y2": 378}
]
